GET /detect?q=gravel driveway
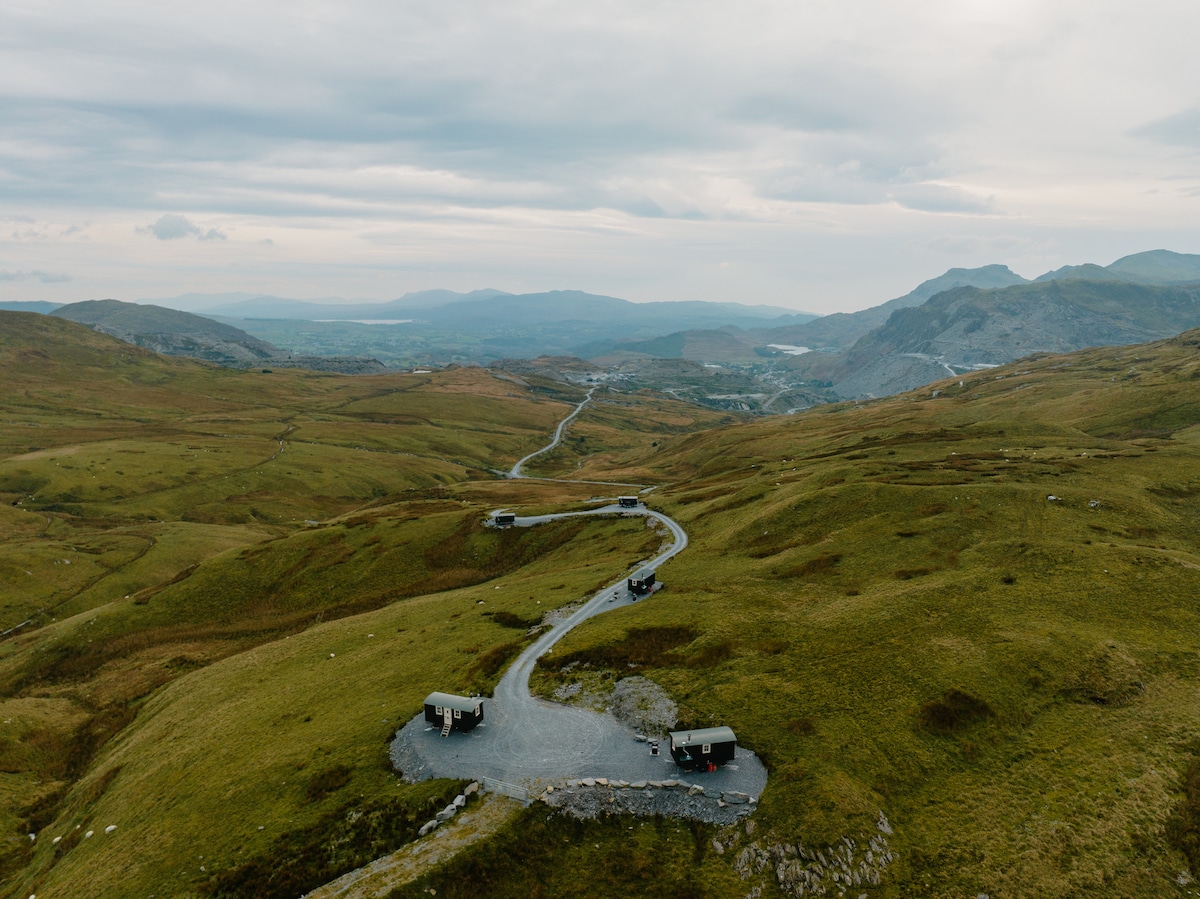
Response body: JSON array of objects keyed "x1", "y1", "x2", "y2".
[{"x1": 389, "y1": 504, "x2": 768, "y2": 817}]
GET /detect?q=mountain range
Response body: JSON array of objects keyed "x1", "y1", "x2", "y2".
[
  {"x1": 595, "y1": 250, "x2": 1200, "y2": 398},
  {"x1": 12, "y1": 249, "x2": 1200, "y2": 405}
]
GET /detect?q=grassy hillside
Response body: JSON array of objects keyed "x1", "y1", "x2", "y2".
[
  {"x1": 51, "y1": 299, "x2": 278, "y2": 361},
  {"x1": 5, "y1": 309, "x2": 1200, "y2": 898},
  {"x1": 0, "y1": 311, "x2": 737, "y2": 898},
  {"x1": 514, "y1": 330, "x2": 1200, "y2": 897}
]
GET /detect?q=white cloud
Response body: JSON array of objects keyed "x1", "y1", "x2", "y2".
[
  {"x1": 890, "y1": 184, "x2": 995, "y2": 215},
  {"x1": 142, "y1": 214, "x2": 226, "y2": 241}
]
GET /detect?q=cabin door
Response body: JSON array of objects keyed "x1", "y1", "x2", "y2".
[{"x1": 441, "y1": 708, "x2": 453, "y2": 736}]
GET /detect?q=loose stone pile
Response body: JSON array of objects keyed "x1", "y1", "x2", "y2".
[
  {"x1": 732, "y1": 811, "x2": 897, "y2": 897},
  {"x1": 539, "y1": 777, "x2": 756, "y2": 824}
]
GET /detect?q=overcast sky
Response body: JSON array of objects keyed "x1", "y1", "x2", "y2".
[{"x1": 3, "y1": 0, "x2": 1200, "y2": 313}]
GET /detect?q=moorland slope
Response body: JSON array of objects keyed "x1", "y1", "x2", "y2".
[
  {"x1": 0, "y1": 311, "x2": 737, "y2": 898},
  {"x1": 3, "y1": 311, "x2": 1200, "y2": 898}
]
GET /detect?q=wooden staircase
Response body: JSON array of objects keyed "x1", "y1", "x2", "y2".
[{"x1": 440, "y1": 709, "x2": 453, "y2": 737}]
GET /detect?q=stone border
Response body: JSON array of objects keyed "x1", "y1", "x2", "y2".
[{"x1": 537, "y1": 777, "x2": 757, "y2": 824}]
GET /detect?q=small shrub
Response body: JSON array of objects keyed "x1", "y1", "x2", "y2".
[
  {"x1": 917, "y1": 689, "x2": 994, "y2": 734},
  {"x1": 486, "y1": 611, "x2": 541, "y2": 630},
  {"x1": 786, "y1": 718, "x2": 816, "y2": 736},
  {"x1": 305, "y1": 764, "x2": 353, "y2": 801},
  {"x1": 755, "y1": 638, "x2": 790, "y2": 655},
  {"x1": 688, "y1": 640, "x2": 733, "y2": 668},
  {"x1": 784, "y1": 553, "x2": 842, "y2": 578},
  {"x1": 470, "y1": 640, "x2": 524, "y2": 679}
]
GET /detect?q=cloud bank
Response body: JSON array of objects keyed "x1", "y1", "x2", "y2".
[
  {"x1": 2, "y1": 1, "x2": 1199, "y2": 310},
  {"x1": 0, "y1": 269, "x2": 71, "y2": 283}
]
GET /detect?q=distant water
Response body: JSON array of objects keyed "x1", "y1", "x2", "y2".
[
  {"x1": 767, "y1": 344, "x2": 811, "y2": 355},
  {"x1": 313, "y1": 319, "x2": 413, "y2": 324}
]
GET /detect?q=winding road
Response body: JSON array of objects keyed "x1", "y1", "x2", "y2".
[
  {"x1": 390, "y1": 388, "x2": 767, "y2": 800},
  {"x1": 507, "y1": 386, "x2": 596, "y2": 478}
]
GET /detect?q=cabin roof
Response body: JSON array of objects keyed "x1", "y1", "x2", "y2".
[
  {"x1": 424, "y1": 691, "x2": 482, "y2": 713},
  {"x1": 669, "y1": 726, "x2": 736, "y2": 746},
  {"x1": 631, "y1": 568, "x2": 656, "y2": 579}
]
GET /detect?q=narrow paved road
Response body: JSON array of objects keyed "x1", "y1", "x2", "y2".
[
  {"x1": 507, "y1": 386, "x2": 596, "y2": 478},
  {"x1": 391, "y1": 396, "x2": 767, "y2": 800}
]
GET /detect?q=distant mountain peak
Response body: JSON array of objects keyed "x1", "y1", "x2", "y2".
[
  {"x1": 1034, "y1": 249, "x2": 1200, "y2": 286},
  {"x1": 1105, "y1": 249, "x2": 1200, "y2": 284},
  {"x1": 904, "y1": 264, "x2": 1028, "y2": 304}
]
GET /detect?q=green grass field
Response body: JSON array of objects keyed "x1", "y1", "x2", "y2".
[{"x1": 3, "y1": 312, "x2": 1200, "y2": 898}]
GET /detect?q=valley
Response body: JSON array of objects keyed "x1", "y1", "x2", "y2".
[
  {"x1": 10, "y1": 250, "x2": 1200, "y2": 417},
  {"x1": 2, "y1": 311, "x2": 1200, "y2": 897}
]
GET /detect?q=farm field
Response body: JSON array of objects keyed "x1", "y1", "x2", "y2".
[{"x1": 3, "y1": 311, "x2": 1200, "y2": 898}]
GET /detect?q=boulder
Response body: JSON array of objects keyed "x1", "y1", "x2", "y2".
[
  {"x1": 630, "y1": 781, "x2": 647, "y2": 789},
  {"x1": 723, "y1": 791, "x2": 750, "y2": 805},
  {"x1": 464, "y1": 782, "x2": 480, "y2": 796},
  {"x1": 453, "y1": 794, "x2": 466, "y2": 808},
  {"x1": 418, "y1": 820, "x2": 439, "y2": 837}
]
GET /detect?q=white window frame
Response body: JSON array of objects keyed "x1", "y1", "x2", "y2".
[
  {"x1": 435, "y1": 705, "x2": 443, "y2": 715},
  {"x1": 702, "y1": 743, "x2": 711, "y2": 754},
  {"x1": 453, "y1": 708, "x2": 462, "y2": 719}
]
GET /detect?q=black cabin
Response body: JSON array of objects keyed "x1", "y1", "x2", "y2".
[
  {"x1": 493, "y1": 513, "x2": 516, "y2": 526},
  {"x1": 617, "y1": 496, "x2": 640, "y2": 508},
  {"x1": 423, "y1": 692, "x2": 484, "y2": 735},
  {"x1": 668, "y1": 726, "x2": 737, "y2": 771},
  {"x1": 628, "y1": 568, "x2": 656, "y2": 594}
]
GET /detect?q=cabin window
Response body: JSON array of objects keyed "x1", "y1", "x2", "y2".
[
  {"x1": 702, "y1": 743, "x2": 711, "y2": 754},
  {"x1": 454, "y1": 709, "x2": 462, "y2": 719},
  {"x1": 435, "y1": 706, "x2": 443, "y2": 715}
]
